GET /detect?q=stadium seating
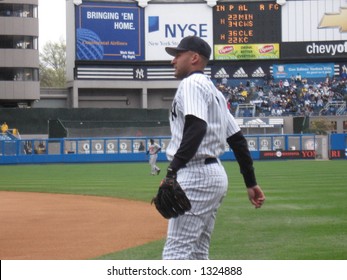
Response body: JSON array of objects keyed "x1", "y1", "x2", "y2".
[{"x1": 218, "y1": 77, "x2": 347, "y2": 117}]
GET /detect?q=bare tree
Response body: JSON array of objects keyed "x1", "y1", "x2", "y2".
[{"x1": 39, "y1": 38, "x2": 66, "y2": 87}]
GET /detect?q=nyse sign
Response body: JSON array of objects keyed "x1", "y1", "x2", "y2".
[
  {"x1": 164, "y1": 23, "x2": 208, "y2": 38},
  {"x1": 145, "y1": 4, "x2": 213, "y2": 60}
]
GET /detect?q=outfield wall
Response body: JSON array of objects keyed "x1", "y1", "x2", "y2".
[
  {"x1": 0, "y1": 108, "x2": 170, "y2": 135},
  {"x1": 1, "y1": 134, "x2": 346, "y2": 165}
]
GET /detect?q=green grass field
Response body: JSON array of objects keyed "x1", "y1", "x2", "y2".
[{"x1": 1, "y1": 160, "x2": 346, "y2": 260}]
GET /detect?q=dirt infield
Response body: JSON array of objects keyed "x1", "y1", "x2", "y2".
[{"x1": 0, "y1": 192, "x2": 167, "y2": 260}]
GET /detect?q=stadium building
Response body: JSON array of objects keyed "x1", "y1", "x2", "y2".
[
  {"x1": 1, "y1": 0, "x2": 346, "y2": 134},
  {"x1": 62, "y1": 0, "x2": 347, "y2": 111},
  {"x1": 0, "y1": 0, "x2": 39, "y2": 108}
]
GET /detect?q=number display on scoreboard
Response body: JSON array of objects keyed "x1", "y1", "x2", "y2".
[{"x1": 213, "y1": 1, "x2": 281, "y2": 45}]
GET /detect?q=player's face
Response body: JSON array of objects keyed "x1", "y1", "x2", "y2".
[{"x1": 171, "y1": 51, "x2": 196, "y2": 80}]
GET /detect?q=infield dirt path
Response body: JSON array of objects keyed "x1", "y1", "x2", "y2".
[{"x1": 0, "y1": 192, "x2": 167, "y2": 260}]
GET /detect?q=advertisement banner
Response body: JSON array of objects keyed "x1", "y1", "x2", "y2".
[
  {"x1": 282, "y1": 0, "x2": 347, "y2": 43},
  {"x1": 75, "y1": 2, "x2": 144, "y2": 61},
  {"x1": 214, "y1": 43, "x2": 279, "y2": 60},
  {"x1": 145, "y1": 4, "x2": 213, "y2": 60},
  {"x1": 329, "y1": 150, "x2": 346, "y2": 159},
  {"x1": 212, "y1": 61, "x2": 273, "y2": 80},
  {"x1": 281, "y1": 41, "x2": 347, "y2": 60},
  {"x1": 273, "y1": 63, "x2": 335, "y2": 79},
  {"x1": 260, "y1": 150, "x2": 316, "y2": 160},
  {"x1": 237, "y1": 118, "x2": 283, "y2": 128}
]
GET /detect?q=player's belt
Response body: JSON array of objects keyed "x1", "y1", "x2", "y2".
[
  {"x1": 181, "y1": 158, "x2": 218, "y2": 168},
  {"x1": 204, "y1": 158, "x2": 218, "y2": 164}
]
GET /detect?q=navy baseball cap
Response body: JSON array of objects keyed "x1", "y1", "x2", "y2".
[{"x1": 165, "y1": 36, "x2": 211, "y2": 59}]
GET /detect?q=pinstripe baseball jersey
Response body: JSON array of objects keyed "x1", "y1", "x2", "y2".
[{"x1": 166, "y1": 72, "x2": 240, "y2": 162}]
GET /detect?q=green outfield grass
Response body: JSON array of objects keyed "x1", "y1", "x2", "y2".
[{"x1": 1, "y1": 160, "x2": 346, "y2": 260}]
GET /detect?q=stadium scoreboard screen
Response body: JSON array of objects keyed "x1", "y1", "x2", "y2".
[{"x1": 213, "y1": 1, "x2": 281, "y2": 44}]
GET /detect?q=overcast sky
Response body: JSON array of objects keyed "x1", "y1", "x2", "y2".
[{"x1": 38, "y1": 0, "x2": 66, "y2": 50}]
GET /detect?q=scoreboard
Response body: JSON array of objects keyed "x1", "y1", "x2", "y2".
[
  {"x1": 213, "y1": 2, "x2": 281, "y2": 44},
  {"x1": 213, "y1": 1, "x2": 281, "y2": 60}
]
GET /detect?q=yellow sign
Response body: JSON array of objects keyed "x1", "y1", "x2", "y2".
[{"x1": 214, "y1": 43, "x2": 279, "y2": 60}]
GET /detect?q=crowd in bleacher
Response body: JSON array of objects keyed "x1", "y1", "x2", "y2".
[
  {"x1": 0, "y1": 122, "x2": 11, "y2": 140},
  {"x1": 217, "y1": 73, "x2": 347, "y2": 117},
  {"x1": 0, "y1": 122, "x2": 20, "y2": 140}
]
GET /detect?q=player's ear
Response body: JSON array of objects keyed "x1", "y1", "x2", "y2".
[{"x1": 191, "y1": 52, "x2": 200, "y2": 64}]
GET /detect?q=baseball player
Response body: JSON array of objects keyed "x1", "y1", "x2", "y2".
[
  {"x1": 161, "y1": 36, "x2": 265, "y2": 259},
  {"x1": 146, "y1": 139, "x2": 161, "y2": 175}
]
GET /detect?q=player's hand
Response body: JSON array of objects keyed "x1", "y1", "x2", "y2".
[{"x1": 247, "y1": 185, "x2": 265, "y2": 208}]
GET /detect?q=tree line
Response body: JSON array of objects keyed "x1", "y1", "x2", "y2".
[{"x1": 39, "y1": 38, "x2": 66, "y2": 87}]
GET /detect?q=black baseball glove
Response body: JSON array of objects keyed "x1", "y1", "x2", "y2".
[{"x1": 151, "y1": 168, "x2": 191, "y2": 219}]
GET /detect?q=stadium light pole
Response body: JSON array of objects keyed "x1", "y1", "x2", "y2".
[
  {"x1": 206, "y1": 0, "x2": 217, "y2": 7},
  {"x1": 276, "y1": 0, "x2": 287, "y2": 5},
  {"x1": 136, "y1": 0, "x2": 150, "y2": 8},
  {"x1": 73, "y1": 0, "x2": 83, "y2": 6}
]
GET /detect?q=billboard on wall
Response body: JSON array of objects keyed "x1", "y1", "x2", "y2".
[
  {"x1": 71, "y1": 0, "x2": 347, "y2": 81},
  {"x1": 260, "y1": 150, "x2": 316, "y2": 160},
  {"x1": 213, "y1": 1, "x2": 281, "y2": 60},
  {"x1": 212, "y1": 61, "x2": 274, "y2": 81},
  {"x1": 144, "y1": 4, "x2": 213, "y2": 60},
  {"x1": 282, "y1": 0, "x2": 347, "y2": 42},
  {"x1": 75, "y1": 2, "x2": 144, "y2": 61},
  {"x1": 214, "y1": 44, "x2": 280, "y2": 60},
  {"x1": 281, "y1": 0, "x2": 347, "y2": 60},
  {"x1": 273, "y1": 63, "x2": 335, "y2": 80}
]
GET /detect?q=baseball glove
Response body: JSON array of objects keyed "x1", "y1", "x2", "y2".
[{"x1": 151, "y1": 175, "x2": 191, "y2": 219}]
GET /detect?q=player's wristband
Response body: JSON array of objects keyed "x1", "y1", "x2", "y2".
[
  {"x1": 168, "y1": 157, "x2": 187, "y2": 173},
  {"x1": 166, "y1": 167, "x2": 177, "y2": 179}
]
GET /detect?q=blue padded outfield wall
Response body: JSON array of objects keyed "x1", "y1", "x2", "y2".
[{"x1": 0, "y1": 134, "x2": 346, "y2": 165}]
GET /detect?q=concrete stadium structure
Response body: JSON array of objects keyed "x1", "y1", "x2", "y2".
[
  {"x1": 0, "y1": 0, "x2": 39, "y2": 107},
  {"x1": 1, "y1": 0, "x2": 346, "y2": 134}
]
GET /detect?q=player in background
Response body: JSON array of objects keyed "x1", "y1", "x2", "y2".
[
  {"x1": 146, "y1": 139, "x2": 161, "y2": 175},
  {"x1": 161, "y1": 36, "x2": 265, "y2": 259}
]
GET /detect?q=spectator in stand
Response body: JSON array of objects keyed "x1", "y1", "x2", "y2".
[
  {"x1": 316, "y1": 96, "x2": 324, "y2": 108},
  {"x1": 279, "y1": 80, "x2": 283, "y2": 88},
  {"x1": 325, "y1": 73, "x2": 331, "y2": 84},
  {"x1": 138, "y1": 141, "x2": 145, "y2": 152},
  {"x1": 1, "y1": 122, "x2": 9, "y2": 133},
  {"x1": 295, "y1": 73, "x2": 302, "y2": 84},
  {"x1": 290, "y1": 75, "x2": 296, "y2": 84},
  {"x1": 341, "y1": 66, "x2": 347, "y2": 81}
]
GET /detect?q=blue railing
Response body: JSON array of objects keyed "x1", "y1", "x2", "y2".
[{"x1": 2, "y1": 134, "x2": 341, "y2": 165}]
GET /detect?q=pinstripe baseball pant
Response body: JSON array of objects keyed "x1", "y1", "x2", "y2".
[{"x1": 162, "y1": 159, "x2": 228, "y2": 260}]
